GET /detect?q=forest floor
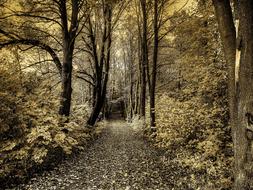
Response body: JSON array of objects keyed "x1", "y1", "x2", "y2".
[{"x1": 8, "y1": 120, "x2": 189, "y2": 190}]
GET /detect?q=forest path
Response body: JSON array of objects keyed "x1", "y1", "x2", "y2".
[{"x1": 14, "y1": 120, "x2": 176, "y2": 190}]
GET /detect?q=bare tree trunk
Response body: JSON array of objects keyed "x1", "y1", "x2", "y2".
[
  {"x1": 59, "y1": 0, "x2": 78, "y2": 116},
  {"x1": 130, "y1": 63, "x2": 134, "y2": 119},
  {"x1": 59, "y1": 48, "x2": 73, "y2": 116},
  {"x1": 101, "y1": 5, "x2": 112, "y2": 115},
  {"x1": 212, "y1": 0, "x2": 236, "y2": 131},
  {"x1": 135, "y1": 0, "x2": 142, "y2": 116},
  {"x1": 88, "y1": 95, "x2": 103, "y2": 125},
  {"x1": 149, "y1": 0, "x2": 158, "y2": 130},
  {"x1": 140, "y1": 0, "x2": 148, "y2": 118},
  {"x1": 134, "y1": 78, "x2": 140, "y2": 115}
]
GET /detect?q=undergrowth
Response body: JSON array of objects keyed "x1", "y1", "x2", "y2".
[
  {"x1": 0, "y1": 62, "x2": 105, "y2": 188},
  {"x1": 140, "y1": 63, "x2": 233, "y2": 189},
  {"x1": 143, "y1": 94, "x2": 233, "y2": 189}
]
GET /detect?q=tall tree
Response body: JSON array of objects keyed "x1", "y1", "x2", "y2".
[
  {"x1": 58, "y1": 0, "x2": 80, "y2": 116},
  {"x1": 140, "y1": 0, "x2": 148, "y2": 118},
  {"x1": 147, "y1": 0, "x2": 188, "y2": 129},
  {"x1": 235, "y1": 0, "x2": 253, "y2": 188},
  {"x1": 212, "y1": 0, "x2": 236, "y2": 138},
  {"x1": 0, "y1": 0, "x2": 86, "y2": 117},
  {"x1": 149, "y1": 0, "x2": 158, "y2": 129}
]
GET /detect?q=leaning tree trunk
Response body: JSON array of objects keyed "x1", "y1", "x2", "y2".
[
  {"x1": 87, "y1": 96, "x2": 103, "y2": 125},
  {"x1": 87, "y1": 4, "x2": 112, "y2": 126},
  {"x1": 234, "y1": 1, "x2": 253, "y2": 189},
  {"x1": 87, "y1": 72, "x2": 103, "y2": 125},
  {"x1": 134, "y1": 78, "x2": 140, "y2": 115},
  {"x1": 87, "y1": 55, "x2": 110, "y2": 126}
]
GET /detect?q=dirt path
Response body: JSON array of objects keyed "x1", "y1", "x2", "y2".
[{"x1": 12, "y1": 120, "x2": 174, "y2": 190}]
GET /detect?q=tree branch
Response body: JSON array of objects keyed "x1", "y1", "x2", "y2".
[
  {"x1": 0, "y1": 39, "x2": 62, "y2": 76},
  {"x1": 76, "y1": 75, "x2": 95, "y2": 86}
]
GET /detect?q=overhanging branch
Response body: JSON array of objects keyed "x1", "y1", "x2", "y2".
[{"x1": 0, "y1": 39, "x2": 62, "y2": 76}]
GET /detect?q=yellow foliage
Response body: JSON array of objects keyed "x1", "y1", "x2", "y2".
[
  {"x1": 0, "y1": 58, "x2": 96, "y2": 183},
  {"x1": 14, "y1": 147, "x2": 29, "y2": 160},
  {"x1": 27, "y1": 126, "x2": 52, "y2": 145},
  {"x1": 1, "y1": 141, "x2": 17, "y2": 152},
  {"x1": 32, "y1": 147, "x2": 48, "y2": 164},
  {"x1": 144, "y1": 93, "x2": 233, "y2": 189},
  {"x1": 54, "y1": 132, "x2": 66, "y2": 145}
]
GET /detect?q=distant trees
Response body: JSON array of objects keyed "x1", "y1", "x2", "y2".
[
  {"x1": 133, "y1": 0, "x2": 189, "y2": 129},
  {"x1": 114, "y1": 0, "x2": 191, "y2": 129},
  {"x1": 77, "y1": 0, "x2": 128, "y2": 125},
  {"x1": 113, "y1": 3, "x2": 139, "y2": 120},
  {"x1": 213, "y1": 0, "x2": 253, "y2": 189}
]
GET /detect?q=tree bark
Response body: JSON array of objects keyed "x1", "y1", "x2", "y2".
[
  {"x1": 212, "y1": 0, "x2": 236, "y2": 129},
  {"x1": 59, "y1": 47, "x2": 73, "y2": 116},
  {"x1": 214, "y1": 0, "x2": 253, "y2": 188},
  {"x1": 130, "y1": 63, "x2": 134, "y2": 119},
  {"x1": 234, "y1": 1, "x2": 253, "y2": 188},
  {"x1": 212, "y1": 1, "x2": 241, "y2": 188}
]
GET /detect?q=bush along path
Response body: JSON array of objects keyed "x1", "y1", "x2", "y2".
[{"x1": 7, "y1": 120, "x2": 191, "y2": 190}]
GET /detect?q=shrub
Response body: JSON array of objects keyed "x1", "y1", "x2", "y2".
[
  {"x1": 0, "y1": 61, "x2": 99, "y2": 187},
  {"x1": 144, "y1": 94, "x2": 232, "y2": 189}
]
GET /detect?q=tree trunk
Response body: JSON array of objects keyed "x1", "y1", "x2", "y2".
[
  {"x1": 92, "y1": 82, "x2": 97, "y2": 107},
  {"x1": 234, "y1": 1, "x2": 253, "y2": 188},
  {"x1": 59, "y1": 49, "x2": 73, "y2": 116},
  {"x1": 134, "y1": 78, "x2": 140, "y2": 115},
  {"x1": 88, "y1": 65, "x2": 103, "y2": 125},
  {"x1": 130, "y1": 69, "x2": 134, "y2": 119},
  {"x1": 58, "y1": 0, "x2": 78, "y2": 117},
  {"x1": 150, "y1": 0, "x2": 158, "y2": 130},
  {"x1": 87, "y1": 95, "x2": 103, "y2": 125},
  {"x1": 212, "y1": 0, "x2": 236, "y2": 136},
  {"x1": 87, "y1": 4, "x2": 112, "y2": 126},
  {"x1": 211, "y1": 0, "x2": 253, "y2": 188},
  {"x1": 140, "y1": 0, "x2": 148, "y2": 118}
]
